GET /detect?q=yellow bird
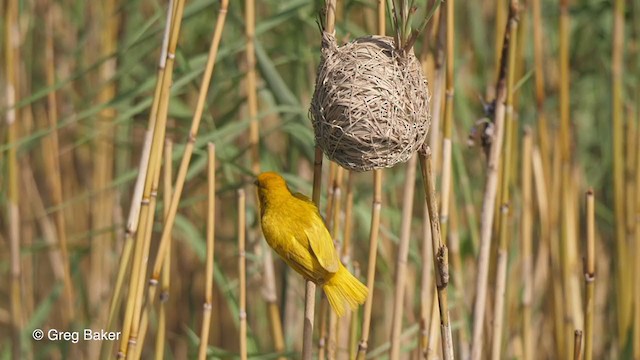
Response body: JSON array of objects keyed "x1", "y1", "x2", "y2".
[{"x1": 254, "y1": 171, "x2": 368, "y2": 317}]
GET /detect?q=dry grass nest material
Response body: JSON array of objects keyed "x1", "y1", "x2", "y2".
[{"x1": 310, "y1": 31, "x2": 431, "y2": 171}]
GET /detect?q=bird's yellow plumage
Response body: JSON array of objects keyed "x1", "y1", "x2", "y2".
[{"x1": 255, "y1": 171, "x2": 368, "y2": 317}]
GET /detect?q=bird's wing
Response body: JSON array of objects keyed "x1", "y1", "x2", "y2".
[
  {"x1": 292, "y1": 191, "x2": 340, "y2": 274},
  {"x1": 303, "y1": 211, "x2": 340, "y2": 274}
]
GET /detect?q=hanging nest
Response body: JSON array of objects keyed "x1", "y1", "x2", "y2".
[{"x1": 310, "y1": 31, "x2": 431, "y2": 172}]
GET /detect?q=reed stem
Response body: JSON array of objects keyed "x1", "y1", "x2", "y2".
[
  {"x1": 574, "y1": 330, "x2": 583, "y2": 360},
  {"x1": 155, "y1": 140, "x2": 173, "y2": 360},
  {"x1": 490, "y1": 2, "x2": 519, "y2": 358},
  {"x1": 238, "y1": 189, "x2": 248, "y2": 360},
  {"x1": 470, "y1": 3, "x2": 517, "y2": 358},
  {"x1": 118, "y1": 0, "x2": 185, "y2": 356},
  {"x1": 5, "y1": 0, "x2": 23, "y2": 357},
  {"x1": 128, "y1": 5, "x2": 229, "y2": 357},
  {"x1": 390, "y1": 155, "x2": 418, "y2": 360},
  {"x1": 521, "y1": 128, "x2": 534, "y2": 360},
  {"x1": 356, "y1": 169, "x2": 382, "y2": 360},
  {"x1": 584, "y1": 189, "x2": 595, "y2": 360},
  {"x1": 198, "y1": 144, "x2": 216, "y2": 359},
  {"x1": 611, "y1": 0, "x2": 631, "y2": 344}
]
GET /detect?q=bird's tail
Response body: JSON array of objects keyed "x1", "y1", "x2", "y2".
[{"x1": 322, "y1": 264, "x2": 368, "y2": 317}]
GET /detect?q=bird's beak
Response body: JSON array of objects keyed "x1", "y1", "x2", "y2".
[{"x1": 253, "y1": 179, "x2": 259, "y2": 187}]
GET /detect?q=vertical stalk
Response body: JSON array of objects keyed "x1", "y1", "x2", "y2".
[
  {"x1": 635, "y1": 120, "x2": 640, "y2": 360},
  {"x1": 390, "y1": 155, "x2": 418, "y2": 360},
  {"x1": 304, "y1": 147, "x2": 325, "y2": 360},
  {"x1": 5, "y1": 0, "x2": 23, "y2": 357},
  {"x1": 132, "y1": 3, "x2": 230, "y2": 356},
  {"x1": 439, "y1": 0, "x2": 455, "y2": 244},
  {"x1": 327, "y1": 167, "x2": 344, "y2": 360},
  {"x1": 584, "y1": 189, "x2": 595, "y2": 360},
  {"x1": 155, "y1": 140, "x2": 173, "y2": 360},
  {"x1": 304, "y1": 0, "x2": 337, "y2": 355},
  {"x1": 612, "y1": 0, "x2": 631, "y2": 345},
  {"x1": 419, "y1": 148, "x2": 453, "y2": 360},
  {"x1": 118, "y1": 0, "x2": 186, "y2": 356},
  {"x1": 419, "y1": 201, "x2": 434, "y2": 357},
  {"x1": 470, "y1": 3, "x2": 516, "y2": 358},
  {"x1": 429, "y1": 8, "x2": 446, "y2": 174},
  {"x1": 521, "y1": 128, "x2": 534, "y2": 360},
  {"x1": 573, "y1": 330, "x2": 583, "y2": 360},
  {"x1": 356, "y1": 169, "x2": 383, "y2": 360},
  {"x1": 356, "y1": 2, "x2": 385, "y2": 357},
  {"x1": 90, "y1": 2, "x2": 119, "y2": 349},
  {"x1": 490, "y1": 2, "x2": 519, "y2": 358},
  {"x1": 198, "y1": 144, "x2": 216, "y2": 359},
  {"x1": 238, "y1": 189, "x2": 248, "y2": 360},
  {"x1": 43, "y1": 3, "x2": 74, "y2": 324},
  {"x1": 531, "y1": 0, "x2": 550, "y2": 184},
  {"x1": 244, "y1": 0, "x2": 285, "y2": 356}
]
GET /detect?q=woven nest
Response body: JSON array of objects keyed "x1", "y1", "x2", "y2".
[{"x1": 310, "y1": 32, "x2": 431, "y2": 171}]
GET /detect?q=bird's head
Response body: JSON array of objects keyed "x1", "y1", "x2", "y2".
[{"x1": 254, "y1": 171, "x2": 288, "y2": 192}]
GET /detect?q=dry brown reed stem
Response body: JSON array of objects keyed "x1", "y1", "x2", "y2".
[
  {"x1": 419, "y1": 148, "x2": 453, "y2": 360},
  {"x1": 342, "y1": 172, "x2": 355, "y2": 263},
  {"x1": 521, "y1": 129, "x2": 533, "y2": 360},
  {"x1": 238, "y1": 189, "x2": 248, "y2": 360},
  {"x1": 558, "y1": 0, "x2": 570, "y2": 162},
  {"x1": 420, "y1": 202, "x2": 434, "y2": 357},
  {"x1": 530, "y1": 0, "x2": 550, "y2": 185},
  {"x1": 625, "y1": 119, "x2": 636, "y2": 243},
  {"x1": 390, "y1": 154, "x2": 418, "y2": 360},
  {"x1": 244, "y1": 0, "x2": 284, "y2": 355},
  {"x1": 318, "y1": 297, "x2": 328, "y2": 360},
  {"x1": 549, "y1": 137, "x2": 566, "y2": 358},
  {"x1": 102, "y1": 130, "x2": 152, "y2": 359},
  {"x1": 5, "y1": 0, "x2": 23, "y2": 357},
  {"x1": 584, "y1": 189, "x2": 595, "y2": 360},
  {"x1": 43, "y1": 4, "x2": 74, "y2": 323},
  {"x1": 558, "y1": 3, "x2": 584, "y2": 346},
  {"x1": 155, "y1": 140, "x2": 173, "y2": 360},
  {"x1": 356, "y1": 3, "x2": 385, "y2": 358},
  {"x1": 428, "y1": 8, "x2": 446, "y2": 172},
  {"x1": 491, "y1": 2, "x2": 519, "y2": 358},
  {"x1": 90, "y1": 3, "x2": 119, "y2": 352},
  {"x1": 120, "y1": 0, "x2": 186, "y2": 354},
  {"x1": 426, "y1": 290, "x2": 440, "y2": 359},
  {"x1": 327, "y1": 166, "x2": 344, "y2": 360},
  {"x1": 246, "y1": 0, "x2": 259, "y2": 175},
  {"x1": 197, "y1": 143, "x2": 216, "y2": 359},
  {"x1": 343, "y1": 172, "x2": 356, "y2": 359},
  {"x1": 439, "y1": 0, "x2": 454, "y2": 244},
  {"x1": 303, "y1": 1, "x2": 336, "y2": 358},
  {"x1": 612, "y1": 0, "x2": 631, "y2": 344},
  {"x1": 573, "y1": 330, "x2": 583, "y2": 360},
  {"x1": 356, "y1": 169, "x2": 382, "y2": 360},
  {"x1": 470, "y1": 3, "x2": 517, "y2": 359},
  {"x1": 303, "y1": 147, "x2": 324, "y2": 360},
  {"x1": 349, "y1": 264, "x2": 361, "y2": 359},
  {"x1": 635, "y1": 126, "x2": 640, "y2": 360},
  {"x1": 22, "y1": 166, "x2": 66, "y2": 282},
  {"x1": 449, "y1": 195, "x2": 469, "y2": 359},
  {"x1": 132, "y1": 2, "x2": 229, "y2": 356}
]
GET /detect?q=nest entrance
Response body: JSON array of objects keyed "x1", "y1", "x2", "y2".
[{"x1": 310, "y1": 32, "x2": 431, "y2": 171}]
